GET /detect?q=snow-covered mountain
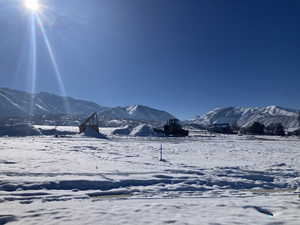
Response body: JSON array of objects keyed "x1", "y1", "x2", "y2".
[
  {"x1": 0, "y1": 88, "x2": 175, "y2": 122},
  {"x1": 98, "y1": 105, "x2": 175, "y2": 122},
  {"x1": 0, "y1": 88, "x2": 106, "y2": 117},
  {"x1": 191, "y1": 106, "x2": 300, "y2": 129}
]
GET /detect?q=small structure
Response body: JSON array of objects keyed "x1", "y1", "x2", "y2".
[{"x1": 79, "y1": 112, "x2": 99, "y2": 134}]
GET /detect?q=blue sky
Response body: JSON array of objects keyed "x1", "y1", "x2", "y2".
[{"x1": 0, "y1": 0, "x2": 300, "y2": 119}]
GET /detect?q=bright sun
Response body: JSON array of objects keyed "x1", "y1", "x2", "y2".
[{"x1": 24, "y1": 0, "x2": 41, "y2": 12}]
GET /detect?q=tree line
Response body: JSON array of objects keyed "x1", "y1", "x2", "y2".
[{"x1": 207, "y1": 121, "x2": 300, "y2": 136}]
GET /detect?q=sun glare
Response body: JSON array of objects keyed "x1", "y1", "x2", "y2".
[{"x1": 24, "y1": 0, "x2": 41, "y2": 12}]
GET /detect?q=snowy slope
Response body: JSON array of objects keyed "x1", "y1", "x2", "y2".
[
  {"x1": 98, "y1": 105, "x2": 176, "y2": 122},
  {"x1": 192, "y1": 106, "x2": 300, "y2": 129},
  {"x1": 0, "y1": 88, "x2": 33, "y2": 117},
  {"x1": 0, "y1": 88, "x2": 175, "y2": 123},
  {"x1": 37, "y1": 92, "x2": 107, "y2": 115},
  {"x1": 0, "y1": 88, "x2": 106, "y2": 117}
]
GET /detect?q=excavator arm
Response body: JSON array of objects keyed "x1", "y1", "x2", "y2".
[{"x1": 79, "y1": 112, "x2": 98, "y2": 133}]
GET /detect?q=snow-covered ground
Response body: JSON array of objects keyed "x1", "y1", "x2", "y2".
[{"x1": 0, "y1": 128, "x2": 300, "y2": 225}]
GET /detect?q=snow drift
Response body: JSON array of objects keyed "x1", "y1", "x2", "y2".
[
  {"x1": 0, "y1": 123, "x2": 41, "y2": 137},
  {"x1": 130, "y1": 124, "x2": 157, "y2": 137},
  {"x1": 38, "y1": 128, "x2": 77, "y2": 136},
  {"x1": 112, "y1": 126, "x2": 133, "y2": 136}
]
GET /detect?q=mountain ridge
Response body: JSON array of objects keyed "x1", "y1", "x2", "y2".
[
  {"x1": 1, "y1": 88, "x2": 300, "y2": 127},
  {"x1": 0, "y1": 88, "x2": 175, "y2": 122},
  {"x1": 191, "y1": 105, "x2": 300, "y2": 130},
  {"x1": 98, "y1": 104, "x2": 175, "y2": 122}
]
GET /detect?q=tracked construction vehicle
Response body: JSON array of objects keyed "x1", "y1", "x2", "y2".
[{"x1": 154, "y1": 119, "x2": 189, "y2": 137}]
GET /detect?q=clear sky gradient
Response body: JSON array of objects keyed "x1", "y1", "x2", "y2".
[{"x1": 0, "y1": 0, "x2": 300, "y2": 119}]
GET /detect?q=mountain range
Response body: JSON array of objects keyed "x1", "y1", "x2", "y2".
[
  {"x1": 98, "y1": 105, "x2": 175, "y2": 122},
  {"x1": 1, "y1": 88, "x2": 300, "y2": 129},
  {"x1": 0, "y1": 88, "x2": 175, "y2": 122},
  {"x1": 191, "y1": 106, "x2": 300, "y2": 130}
]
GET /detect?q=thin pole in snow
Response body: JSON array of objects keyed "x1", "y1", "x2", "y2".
[{"x1": 160, "y1": 144, "x2": 163, "y2": 161}]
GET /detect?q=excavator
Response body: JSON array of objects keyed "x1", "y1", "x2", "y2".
[
  {"x1": 79, "y1": 112, "x2": 99, "y2": 134},
  {"x1": 154, "y1": 119, "x2": 189, "y2": 137}
]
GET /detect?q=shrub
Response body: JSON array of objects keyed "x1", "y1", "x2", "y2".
[
  {"x1": 244, "y1": 122, "x2": 265, "y2": 135},
  {"x1": 265, "y1": 123, "x2": 285, "y2": 136}
]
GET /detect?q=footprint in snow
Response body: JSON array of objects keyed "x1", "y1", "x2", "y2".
[
  {"x1": 0, "y1": 215, "x2": 17, "y2": 224},
  {"x1": 243, "y1": 205, "x2": 274, "y2": 216}
]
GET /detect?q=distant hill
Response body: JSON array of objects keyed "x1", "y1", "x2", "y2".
[
  {"x1": 0, "y1": 88, "x2": 175, "y2": 123},
  {"x1": 98, "y1": 105, "x2": 175, "y2": 122},
  {"x1": 191, "y1": 106, "x2": 300, "y2": 130},
  {"x1": 0, "y1": 88, "x2": 106, "y2": 117}
]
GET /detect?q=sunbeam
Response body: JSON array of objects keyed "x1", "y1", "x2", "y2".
[
  {"x1": 29, "y1": 13, "x2": 37, "y2": 116},
  {"x1": 36, "y1": 15, "x2": 70, "y2": 114}
]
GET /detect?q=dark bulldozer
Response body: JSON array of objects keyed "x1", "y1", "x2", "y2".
[{"x1": 154, "y1": 119, "x2": 189, "y2": 137}]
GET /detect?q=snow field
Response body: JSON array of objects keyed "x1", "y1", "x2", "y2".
[{"x1": 0, "y1": 131, "x2": 299, "y2": 224}]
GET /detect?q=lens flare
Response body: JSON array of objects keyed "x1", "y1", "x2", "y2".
[
  {"x1": 36, "y1": 15, "x2": 71, "y2": 114},
  {"x1": 29, "y1": 14, "x2": 37, "y2": 116},
  {"x1": 23, "y1": 1, "x2": 70, "y2": 115},
  {"x1": 24, "y1": 0, "x2": 41, "y2": 12}
]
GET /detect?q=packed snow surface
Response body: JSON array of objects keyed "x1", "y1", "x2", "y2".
[{"x1": 0, "y1": 129, "x2": 300, "y2": 225}]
